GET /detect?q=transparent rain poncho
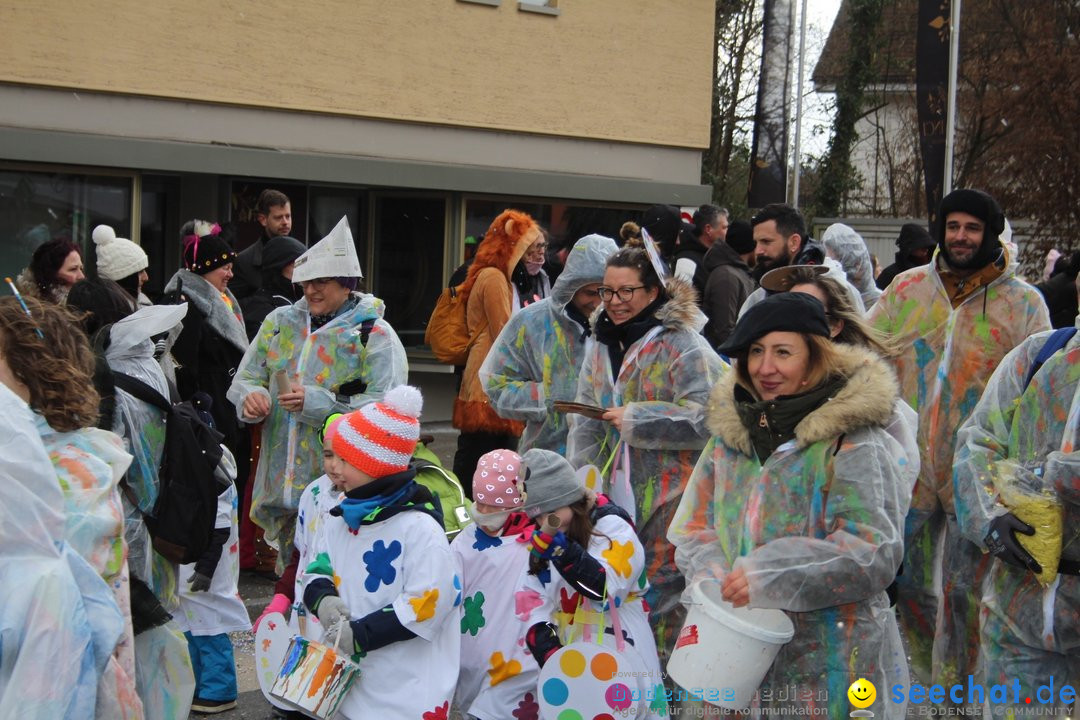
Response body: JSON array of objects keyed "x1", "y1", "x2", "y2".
[
  {"x1": 566, "y1": 277, "x2": 726, "y2": 661},
  {"x1": 669, "y1": 346, "x2": 910, "y2": 719},
  {"x1": 869, "y1": 243, "x2": 1051, "y2": 683},
  {"x1": 108, "y1": 304, "x2": 187, "y2": 584},
  {"x1": 227, "y1": 293, "x2": 407, "y2": 557},
  {"x1": 822, "y1": 222, "x2": 882, "y2": 309},
  {"x1": 954, "y1": 326, "x2": 1080, "y2": 699},
  {"x1": 480, "y1": 233, "x2": 619, "y2": 454},
  {"x1": 0, "y1": 383, "x2": 126, "y2": 719}
]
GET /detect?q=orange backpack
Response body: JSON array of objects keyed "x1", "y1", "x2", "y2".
[{"x1": 425, "y1": 283, "x2": 473, "y2": 365}]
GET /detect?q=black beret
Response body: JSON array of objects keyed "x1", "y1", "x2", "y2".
[{"x1": 718, "y1": 292, "x2": 831, "y2": 355}]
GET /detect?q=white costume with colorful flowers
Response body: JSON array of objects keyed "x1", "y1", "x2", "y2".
[
  {"x1": 303, "y1": 497, "x2": 461, "y2": 719},
  {"x1": 451, "y1": 523, "x2": 549, "y2": 720},
  {"x1": 524, "y1": 511, "x2": 667, "y2": 720}
]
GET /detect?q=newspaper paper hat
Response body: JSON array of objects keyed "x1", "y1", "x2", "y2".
[
  {"x1": 639, "y1": 226, "x2": 670, "y2": 282},
  {"x1": 291, "y1": 216, "x2": 363, "y2": 283}
]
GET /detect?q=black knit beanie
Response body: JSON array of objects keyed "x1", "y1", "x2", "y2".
[{"x1": 937, "y1": 189, "x2": 1005, "y2": 270}]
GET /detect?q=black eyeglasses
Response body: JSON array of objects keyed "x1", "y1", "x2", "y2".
[{"x1": 597, "y1": 286, "x2": 647, "y2": 302}]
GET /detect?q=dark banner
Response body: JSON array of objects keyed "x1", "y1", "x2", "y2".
[
  {"x1": 748, "y1": 0, "x2": 794, "y2": 207},
  {"x1": 916, "y1": 0, "x2": 950, "y2": 231}
]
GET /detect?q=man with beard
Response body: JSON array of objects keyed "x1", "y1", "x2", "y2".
[
  {"x1": 869, "y1": 189, "x2": 1050, "y2": 698},
  {"x1": 735, "y1": 203, "x2": 859, "y2": 320},
  {"x1": 231, "y1": 189, "x2": 294, "y2": 304}
]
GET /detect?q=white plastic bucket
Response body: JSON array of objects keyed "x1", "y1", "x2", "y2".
[
  {"x1": 667, "y1": 579, "x2": 795, "y2": 710},
  {"x1": 270, "y1": 635, "x2": 361, "y2": 719}
]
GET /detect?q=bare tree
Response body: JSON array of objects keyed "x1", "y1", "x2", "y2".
[
  {"x1": 814, "y1": 0, "x2": 1079, "y2": 270},
  {"x1": 703, "y1": 0, "x2": 763, "y2": 216}
]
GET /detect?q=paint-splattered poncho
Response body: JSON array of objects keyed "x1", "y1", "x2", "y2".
[
  {"x1": 669, "y1": 345, "x2": 910, "y2": 719},
  {"x1": 0, "y1": 384, "x2": 129, "y2": 719},
  {"x1": 227, "y1": 294, "x2": 407, "y2": 557},
  {"x1": 566, "y1": 277, "x2": 726, "y2": 661},
  {"x1": 953, "y1": 325, "x2": 1080, "y2": 696},
  {"x1": 869, "y1": 245, "x2": 1050, "y2": 517},
  {"x1": 480, "y1": 233, "x2": 618, "y2": 455}
]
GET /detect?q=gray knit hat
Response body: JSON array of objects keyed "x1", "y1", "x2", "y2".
[{"x1": 520, "y1": 449, "x2": 585, "y2": 516}]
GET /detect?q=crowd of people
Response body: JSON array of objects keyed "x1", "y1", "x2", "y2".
[{"x1": 2, "y1": 187, "x2": 1076, "y2": 720}]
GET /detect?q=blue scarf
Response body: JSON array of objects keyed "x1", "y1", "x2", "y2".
[{"x1": 335, "y1": 481, "x2": 414, "y2": 531}]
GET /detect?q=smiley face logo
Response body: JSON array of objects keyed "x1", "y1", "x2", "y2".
[{"x1": 847, "y1": 678, "x2": 877, "y2": 709}]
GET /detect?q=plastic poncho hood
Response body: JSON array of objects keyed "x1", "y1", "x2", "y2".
[
  {"x1": 822, "y1": 223, "x2": 882, "y2": 308},
  {"x1": 549, "y1": 234, "x2": 618, "y2": 307},
  {"x1": 479, "y1": 234, "x2": 618, "y2": 454}
]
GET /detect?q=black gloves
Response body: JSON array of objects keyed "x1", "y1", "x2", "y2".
[
  {"x1": 188, "y1": 572, "x2": 213, "y2": 592},
  {"x1": 525, "y1": 622, "x2": 562, "y2": 667},
  {"x1": 984, "y1": 513, "x2": 1042, "y2": 574}
]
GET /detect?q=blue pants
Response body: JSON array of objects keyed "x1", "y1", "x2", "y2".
[{"x1": 184, "y1": 631, "x2": 238, "y2": 702}]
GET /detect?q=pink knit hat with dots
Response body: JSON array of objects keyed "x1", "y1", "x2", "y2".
[{"x1": 472, "y1": 450, "x2": 523, "y2": 508}]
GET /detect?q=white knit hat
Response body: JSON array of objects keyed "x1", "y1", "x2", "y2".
[
  {"x1": 332, "y1": 385, "x2": 423, "y2": 478},
  {"x1": 93, "y1": 224, "x2": 148, "y2": 281}
]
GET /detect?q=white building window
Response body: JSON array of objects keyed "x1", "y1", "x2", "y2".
[{"x1": 518, "y1": 0, "x2": 559, "y2": 16}]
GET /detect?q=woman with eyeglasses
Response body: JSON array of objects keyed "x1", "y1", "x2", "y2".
[
  {"x1": 451, "y1": 209, "x2": 542, "y2": 487},
  {"x1": 510, "y1": 227, "x2": 552, "y2": 308},
  {"x1": 228, "y1": 220, "x2": 407, "y2": 575},
  {"x1": 566, "y1": 237, "x2": 726, "y2": 666}
]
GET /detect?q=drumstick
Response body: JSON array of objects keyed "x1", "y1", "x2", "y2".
[{"x1": 331, "y1": 617, "x2": 347, "y2": 655}]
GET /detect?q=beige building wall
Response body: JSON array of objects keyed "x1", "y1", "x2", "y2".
[{"x1": 0, "y1": 0, "x2": 714, "y2": 149}]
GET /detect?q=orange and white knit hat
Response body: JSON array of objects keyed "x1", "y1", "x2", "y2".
[{"x1": 331, "y1": 385, "x2": 423, "y2": 478}]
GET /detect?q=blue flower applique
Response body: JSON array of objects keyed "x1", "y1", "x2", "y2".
[
  {"x1": 472, "y1": 526, "x2": 502, "y2": 552},
  {"x1": 363, "y1": 539, "x2": 402, "y2": 592}
]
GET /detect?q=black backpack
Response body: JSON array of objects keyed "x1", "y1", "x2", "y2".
[{"x1": 113, "y1": 372, "x2": 226, "y2": 565}]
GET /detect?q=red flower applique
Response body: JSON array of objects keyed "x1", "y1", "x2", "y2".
[
  {"x1": 422, "y1": 701, "x2": 449, "y2": 720},
  {"x1": 513, "y1": 692, "x2": 540, "y2": 720}
]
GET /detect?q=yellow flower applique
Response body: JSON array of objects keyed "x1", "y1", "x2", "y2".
[
  {"x1": 602, "y1": 540, "x2": 634, "y2": 578},
  {"x1": 409, "y1": 588, "x2": 439, "y2": 622},
  {"x1": 487, "y1": 651, "x2": 522, "y2": 687}
]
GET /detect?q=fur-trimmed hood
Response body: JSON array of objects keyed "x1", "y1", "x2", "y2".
[
  {"x1": 707, "y1": 343, "x2": 899, "y2": 457},
  {"x1": 15, "y1": 267, "x2": 67, "y2": 305},
  {"x1": 163, "y1": 269, "x2": 248, "y2": 354},
  {"x1": 589, "y1": 275, "x2": 707, "y2": 333}
]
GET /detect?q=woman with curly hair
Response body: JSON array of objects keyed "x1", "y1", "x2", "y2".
[
  {"x1": 0, "y1": 296, "x2": 151, "y2": 718},
  {"x1": 14, "y1": 237, "x2": 85, "y2": 304}
]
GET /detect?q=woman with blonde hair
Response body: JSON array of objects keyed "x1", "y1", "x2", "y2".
[{"x1": 669, "y1": 292, "x2": 910, "y2": 718}]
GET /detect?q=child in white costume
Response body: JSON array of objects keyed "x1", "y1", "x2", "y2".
[
  {"x1": 302, "y1": 386, "x2": 460, "y2": 720},
  {"x1": 519, "y1": 448, "x2": 668, "y2": 720},
  {"x1": 451, "y1": 450, "x2": 550, "y2": 720},
  {"x1": 253, "y1": 414, "x2": 346, "y2": 640},
  {"x1": 176, "y1": 450, "x2": 251, "y2": 714}
]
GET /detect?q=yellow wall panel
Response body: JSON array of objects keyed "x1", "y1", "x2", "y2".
[{"x1": 0, "y1": 0, "x2": 714, "y2": 148}]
